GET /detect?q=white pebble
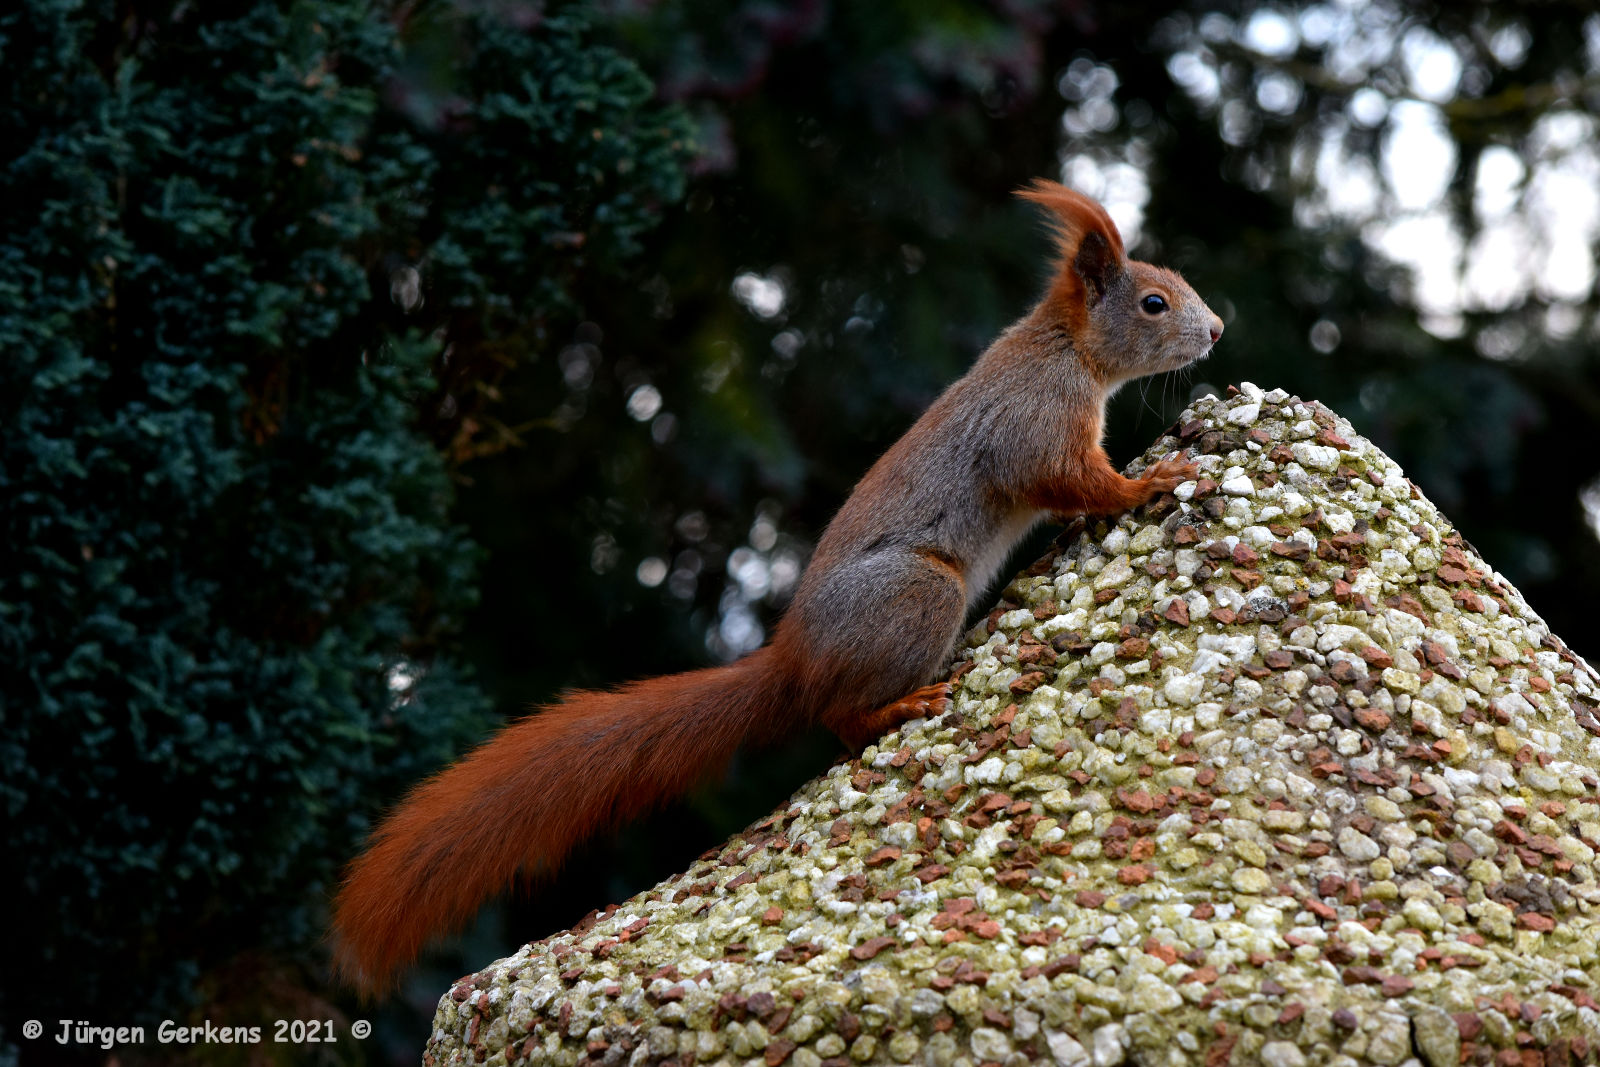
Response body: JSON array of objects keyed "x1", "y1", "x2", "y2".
[
  {"x1": 1226, "y1": 402, "x2": 1261, "y2": 426},
  {"x1": 1291, "y1": 441, "x2": 1339, "y2": 472},
  {"x1": 1260, "y1": 1041, "x2": 1307, "y2": 1067},
  {"x1": 1337, "y1": 826, "x2": 1381, "y2": 861}
]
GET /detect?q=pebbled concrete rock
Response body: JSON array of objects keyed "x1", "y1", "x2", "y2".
[{"x1": 426, "y1": 385, "x2": 1600, "y2": 1066}]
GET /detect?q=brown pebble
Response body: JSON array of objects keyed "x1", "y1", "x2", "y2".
[
  {"x1": 1145, "y1": 938, "x2": 1180, "y2": 965},
  {"x1": 848, "y1": 936, "x2": 896, "y2": 961},
  {"x1": 1354, "y1": 707, "x2": 1391, "y2": 731},
  {"x1": 1328, "y1": 660, "x2": 1366, "y2": 684},
  {"x1": 1009, "y1": 671, "x2": 1048, "y2": 695},
  {"x1": 1359, "y1": 645, "x2": 1394, "y2": 669},
  {"x1": 982, "y1": 1007, "x2": 1012, "y2": 1029}
]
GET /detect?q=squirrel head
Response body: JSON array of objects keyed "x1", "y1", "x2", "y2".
[{"x1": 1018, "y1": 179, "x2": 1223, "y2": 386}]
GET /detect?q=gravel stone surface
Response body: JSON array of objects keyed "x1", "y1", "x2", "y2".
[{"x1": 426, "y1": 385, "x2": 1600, "y2": 1067}]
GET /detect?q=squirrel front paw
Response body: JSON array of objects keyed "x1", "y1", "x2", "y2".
[{"x1": 1138, "y1": 454, "x2": 1198, "y2": 496}]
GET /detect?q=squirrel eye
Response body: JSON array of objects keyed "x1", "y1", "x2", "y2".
[{"x1": 1140, "y1": 294, "x2": 1169, "y2": 314}]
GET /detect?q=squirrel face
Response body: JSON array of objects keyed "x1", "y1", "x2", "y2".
[
  {"x1": 1017, "y1": 180, "x2": 1224, "y2": 386},
  {"x1": 1083, "y1": 259, "x2": 1223, "y2": 384}
]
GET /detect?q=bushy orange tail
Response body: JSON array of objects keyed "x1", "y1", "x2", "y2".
[{"x1": 330, "y1": 647, "x2": 788, "y2": 994}]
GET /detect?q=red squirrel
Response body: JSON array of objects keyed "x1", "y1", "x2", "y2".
[{"x1": 330, "y1": 181, "x2": 1223, "y2": 993}]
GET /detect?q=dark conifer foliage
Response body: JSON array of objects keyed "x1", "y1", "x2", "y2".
[{"x1": 1, "y1": 0, "x2": 689, "y2": 1042}]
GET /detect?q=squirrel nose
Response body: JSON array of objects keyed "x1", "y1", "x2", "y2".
[{"x1": 1208, "y1": 317, "x2": 1224, "y2": 344}]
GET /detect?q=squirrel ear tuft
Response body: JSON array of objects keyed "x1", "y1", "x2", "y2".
[{"x1": 1016, "y1": 179, "x2": 1127, "y2": 307}]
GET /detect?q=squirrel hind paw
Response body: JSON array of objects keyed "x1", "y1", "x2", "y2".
[
  {"x1": 1139, "y1": 456, "x2": 1198, "y2": 494},
  {"x1": 898, "y1": 680, "x2": 954, "y2": 717},
  {"x1": 834, "y1": 682, "x2": 953, "y2": 751}
]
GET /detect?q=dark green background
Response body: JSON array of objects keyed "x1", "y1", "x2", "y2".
[{"x1": 4, "y1": 1, "x2": 1596, "y2": 1063}]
